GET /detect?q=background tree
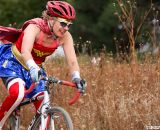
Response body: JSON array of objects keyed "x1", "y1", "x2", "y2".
[
  {"x1": 0, "y1": 0, "x2": 160, "y2": 55},
  {"x1": 113, "y1": 0, "x2": 156, "y2": 62},
  {"x1": 72, "y1": 0, "x2": 118, "y2": 53}
]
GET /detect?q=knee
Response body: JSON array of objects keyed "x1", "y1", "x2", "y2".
[
  {"x1": 33, "y1": 92, "x2": 44, "y2": 111},
  {"x1": 7, "y1": 78, "x2": 25, "y2": 101},
  {"x1": 10, "y1": 91, "x2": 25, "y2": 101}
]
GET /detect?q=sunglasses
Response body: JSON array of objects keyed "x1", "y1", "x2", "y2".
[{"x1": 55, "y1": 17, "x2": 73, "y2": 29}]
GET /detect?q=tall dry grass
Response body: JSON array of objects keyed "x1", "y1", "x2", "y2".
[{"x1": 1, "y1": 54, "x2": 160, "y2": 130}]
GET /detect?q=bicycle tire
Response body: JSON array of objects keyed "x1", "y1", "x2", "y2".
[{"x1": 31, "y1": 106, "x2": 74, "y2": 130}]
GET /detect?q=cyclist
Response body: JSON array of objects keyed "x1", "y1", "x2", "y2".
[{"x1": 0, "y1": 1, "x2": 86, "y2": 128}]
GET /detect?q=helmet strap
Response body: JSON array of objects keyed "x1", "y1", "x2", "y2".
[{"x1": 47, "y1": 20, "x2": 58, "y2": 40}]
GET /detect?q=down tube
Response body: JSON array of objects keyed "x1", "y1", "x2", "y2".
[{"x1": 41, "y1": 90, "x2": 50, "y2": 130}]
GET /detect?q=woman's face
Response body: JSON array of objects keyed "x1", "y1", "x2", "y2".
[{"x1": 49, "y1": 17, "x2": 72, "y2": 38}]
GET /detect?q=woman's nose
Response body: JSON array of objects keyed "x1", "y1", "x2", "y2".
[{"x1": 63, "y1": 26, "x2": 69, "y2": 31}]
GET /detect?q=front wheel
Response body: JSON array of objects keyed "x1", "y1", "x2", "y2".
[{"x1": 31, "y1": 106, "x2": 74, "y2": 130}]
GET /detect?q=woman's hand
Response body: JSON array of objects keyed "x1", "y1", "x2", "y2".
[
  {"x1": 29, "y1": 66, "x2": 41, "y2": 83},
  {"x1": 26, "y1": 59, "x2": 41, "y2": 83},
  {"x1": 73, "y1": 78, "x2": 86, "y2": 94}
]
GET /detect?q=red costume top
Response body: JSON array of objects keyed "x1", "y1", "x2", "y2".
[
  {"x1": 0, "y1": 18, "x2": 59, "y2": 65},
  {"x1": 15, "y1": 32, "x2": 59, "y2": 64}
]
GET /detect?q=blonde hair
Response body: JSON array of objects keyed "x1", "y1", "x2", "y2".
[{"x1": 42, "y1": 10, "x2": 52, "y2": 20}]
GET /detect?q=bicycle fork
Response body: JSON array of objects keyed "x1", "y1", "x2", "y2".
[{"x1": 40, "y1": 90, "x2": 54, "y2": 130}]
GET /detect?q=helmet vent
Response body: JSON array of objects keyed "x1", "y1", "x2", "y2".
[
  {"x1": 52, "y1": 8, "x2": 63, "y2": 16},
  {"x1": 50, "y1": 1, "x2": 55, "y2": 5},
  {"x1": 59, "y1": 5, "x2": 68, "y2": 15},
  {"x1": 58, "y1": 1, "x2": 65, "y2": 5},
  {"x1": 69, "y1": 6, "x2": 72, "y2": 16}
]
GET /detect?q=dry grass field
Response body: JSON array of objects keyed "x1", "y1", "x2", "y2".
[{"x1": 1, "y1": 54, "x2": 160, "y2": 130}]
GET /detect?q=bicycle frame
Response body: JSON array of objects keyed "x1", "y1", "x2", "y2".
[
  {"x1": 39, "y1": 90, "x2": 50, "y2": 130},
  {"x1": 36, "y1": 77, "x2": 81, "y2": 130},
  {"x1": 9, "y1": 76, "x2": 81, "y2": 130}
]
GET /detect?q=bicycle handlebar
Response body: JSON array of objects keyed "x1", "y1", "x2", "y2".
[
  {"x1": 59, "y1": 80, "x2": 81, "y2": 105},
  {"x1": 25, "y1": 77, "x2": 81, "y2": 105}
]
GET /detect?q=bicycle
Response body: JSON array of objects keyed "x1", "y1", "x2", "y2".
[{"x1": 7, "y1": 76, "x2": 83, "y2": 130}]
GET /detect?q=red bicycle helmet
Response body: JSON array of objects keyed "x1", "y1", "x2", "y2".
[{"x1": 46, "y1": 1, "x2": 76, "y2": 20}]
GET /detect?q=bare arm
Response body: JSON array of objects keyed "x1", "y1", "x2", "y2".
[
  {"x1": 21, "y1": 24, "x2": 40, "y2": 63},
  {"x1": 61, "y1": 32, "x2": 80, "y2": 75}
]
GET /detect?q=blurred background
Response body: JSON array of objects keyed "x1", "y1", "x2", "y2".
[{"x1": 0, "y1": 0, "x2": 160, "y2": 57}]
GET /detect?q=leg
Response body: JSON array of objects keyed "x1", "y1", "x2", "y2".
[
  {"x1": 0, "y1": 78, "x2": 25, "y2": 129},
  {"x1": 33, "y1": 92, "x2": 44, "y2": 112},
  {"x1": 30, "y1": 80, "x2": 45, "y2": 112}
]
